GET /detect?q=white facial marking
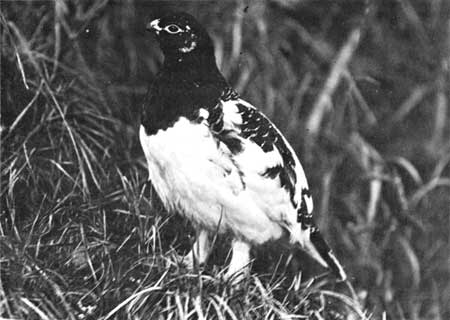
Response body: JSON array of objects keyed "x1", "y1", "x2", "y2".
[
  {"x1": 164, "y1": 24, "x2": 183, "y2": 34},
  {"x1": 180, "y1": 40, "x2": 197, "y2": 53},
  {"x1": 149, "y1": 19, "x2": 162, "y2": 34}
]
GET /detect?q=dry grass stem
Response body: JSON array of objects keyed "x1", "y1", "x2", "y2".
[{"x1": 306, "y1": 28, "x2": 361, "y2": 136}]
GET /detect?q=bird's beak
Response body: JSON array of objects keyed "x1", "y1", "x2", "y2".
[{"x1": 146, "y1": 18, "x2": 162, "y2": 34}]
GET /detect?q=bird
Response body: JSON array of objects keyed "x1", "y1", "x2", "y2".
[{"x1": 140, "y1": 11, "x2": 347, "y2": 282}]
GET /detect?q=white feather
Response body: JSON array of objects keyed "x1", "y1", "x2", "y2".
[
  {"x1": 140, "y1": 119, "x2": 289, "y2": 244},
  {"x1": 224, "y1": 99, "x2": 313, "y2": 214},
  {"x1": 140, "y1": 100, "x2": 314, "y2": 248}
]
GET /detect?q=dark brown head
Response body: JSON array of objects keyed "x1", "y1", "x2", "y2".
[{"x1": 146, "y1": 12, "x2": 214, "y2": 58}]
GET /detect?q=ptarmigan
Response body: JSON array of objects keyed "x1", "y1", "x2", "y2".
[{"x1": 140, "y1": 12, "x2": 346, "y2": 281}]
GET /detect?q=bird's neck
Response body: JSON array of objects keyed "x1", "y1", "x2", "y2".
[
  {"x1": 141, "y1": 51, "x2": 229, "y2": 135},
  {"x1": 162, "y1": 51, "x2": 222, "y2": 82}
]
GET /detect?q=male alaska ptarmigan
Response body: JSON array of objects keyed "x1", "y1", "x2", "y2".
[{"x1": 140, "y1": 12, "x2": 346, "y2": 281}]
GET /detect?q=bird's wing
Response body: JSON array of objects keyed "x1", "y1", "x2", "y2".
[
  {"x1": 201, "y1": 89, "x2": 346, "y2": 281},
  {"x1": 204, "y1": 89, "x2": 313, "y2": 219}
]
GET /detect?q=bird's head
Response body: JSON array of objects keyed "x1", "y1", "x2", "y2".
[{"x1": 146, "y1": 12, "x2": 213, "y2": 57}]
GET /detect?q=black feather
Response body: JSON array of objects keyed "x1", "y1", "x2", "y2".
[
  {"x1": 235, "y1": 103, "x2": 298, "y2": 206},
  {"x1": 310, "y1": 227, "x2": 347, "y2": 281},
  {"x1": 141, "y1": 14, "x2": 229, "y2": 135}
]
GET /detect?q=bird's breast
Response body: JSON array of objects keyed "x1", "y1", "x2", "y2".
[
  {"x1": 140, "y1": 118, "x2": 240, "y2": 226},
  {"x1": 139, "y1": 117, "x2": 286, "y2": 243}
]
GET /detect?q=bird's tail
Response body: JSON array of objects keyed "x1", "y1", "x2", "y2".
[
  {"x1": 292, "y1": 223, "x2": 347, "y2": 281},
  {"x1": 310, "y1": 227, "x2": 347, "y2": 281}
]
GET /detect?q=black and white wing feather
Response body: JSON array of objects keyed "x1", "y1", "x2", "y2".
[
  {"x1": 207, "y1": 88, "x2": 312, "y2": 216},
  {"x1": 203, "y1": 89, "x2": 346, "y2": 281}
]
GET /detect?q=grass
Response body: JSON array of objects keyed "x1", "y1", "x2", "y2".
[{"x1": 1, "y1": 0, "x2": 449, "y2": 319}]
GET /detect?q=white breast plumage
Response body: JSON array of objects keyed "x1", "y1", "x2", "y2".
[{"x1": 139, "y1": 117, "x2": 292, "y2": 244}]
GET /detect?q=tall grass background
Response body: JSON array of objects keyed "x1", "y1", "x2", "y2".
[{"x1": 1, "y1": 0, "x2": 449, "y2": 319}]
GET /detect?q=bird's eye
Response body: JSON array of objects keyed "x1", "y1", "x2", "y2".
[{"x1": 165, "y1": 24, "x2": 182, "y2": 34}]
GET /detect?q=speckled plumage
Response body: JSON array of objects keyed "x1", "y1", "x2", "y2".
[{"x1": 140, "y1": 12, "x2": 346, "y2": 281}]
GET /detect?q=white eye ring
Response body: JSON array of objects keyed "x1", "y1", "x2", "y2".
[{"x1": 164, "y1": 24, "x2": 183, "y2": 34}]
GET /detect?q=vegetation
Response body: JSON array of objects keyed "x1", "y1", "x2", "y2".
[{"x1": 1, "y1": 0, "x2": 449, "y2": 319}]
